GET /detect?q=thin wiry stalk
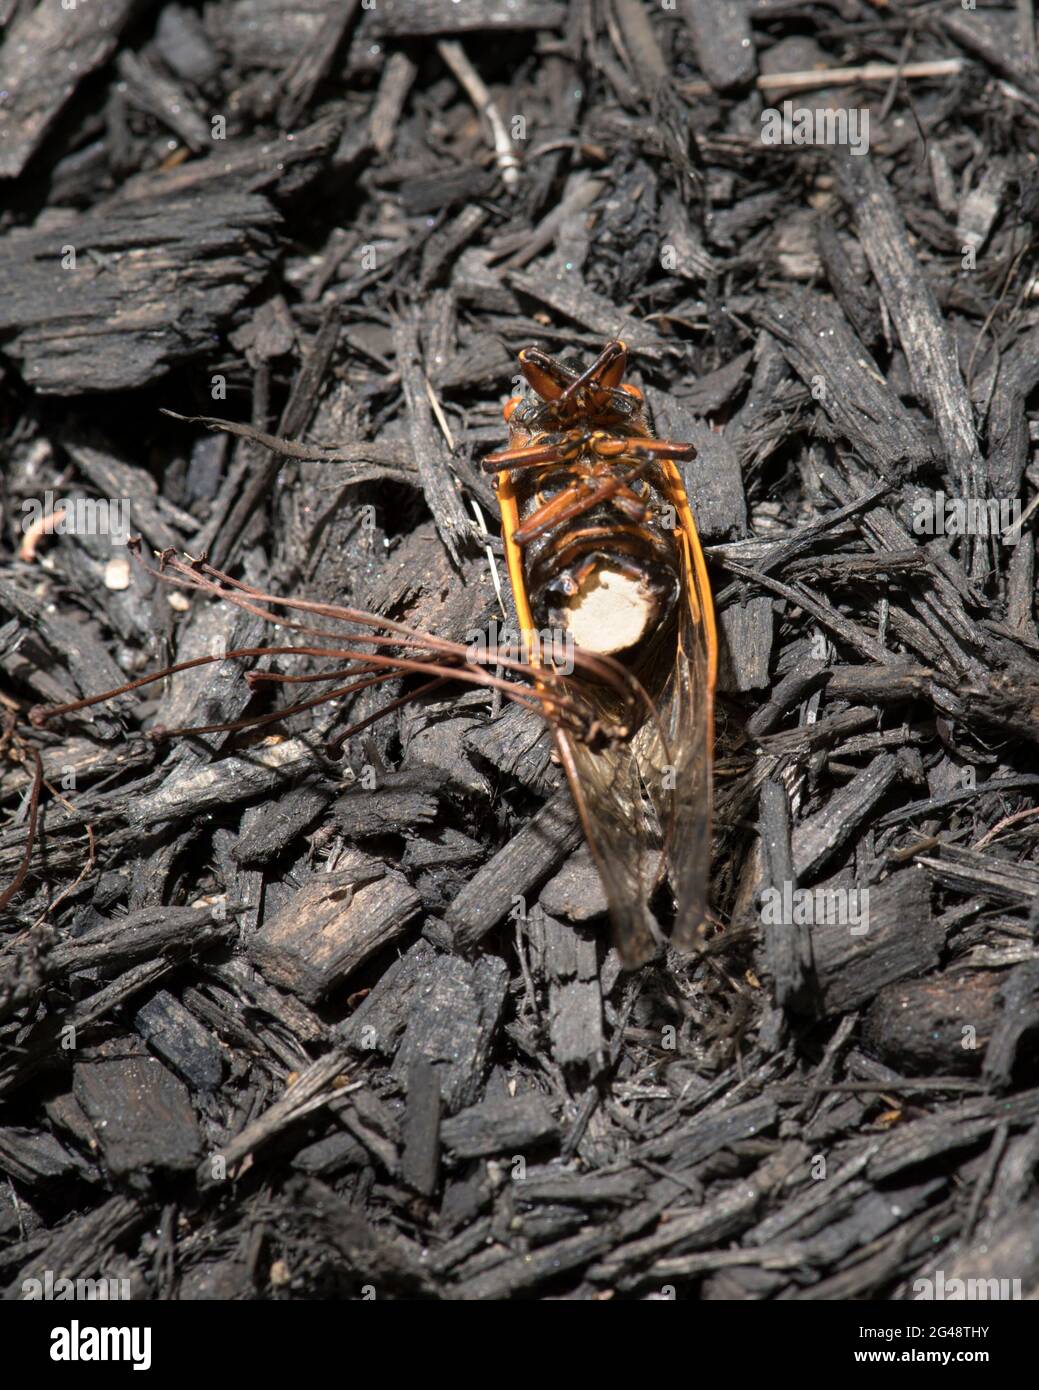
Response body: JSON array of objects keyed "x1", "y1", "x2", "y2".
[{"x1": 29, "y1": 543, "x2": 653, "y2": 748}]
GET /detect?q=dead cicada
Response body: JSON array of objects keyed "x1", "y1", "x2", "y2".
[{"x1": 484, "y1": 339, "x2": 718, "y2": 967}]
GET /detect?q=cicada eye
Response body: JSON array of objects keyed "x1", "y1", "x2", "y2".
[
  {"x1": 621, "y1": 383, "x2": 643, "y2": 402},
  {"x1": 503, "y1": 396, "x2": 523, "y2": 422}
]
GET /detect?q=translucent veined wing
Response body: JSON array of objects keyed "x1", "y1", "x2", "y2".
[
  {"x1": 553, "y1": 689, "x2": 664, "y2": 968},
  {"x1": 636, "y1": 459, "x2": 717, "y2": 952}
]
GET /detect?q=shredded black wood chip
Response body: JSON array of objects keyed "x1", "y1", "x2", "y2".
[{"x1": 1, "y1": 0, "x2": 1038, "y2": 1309}]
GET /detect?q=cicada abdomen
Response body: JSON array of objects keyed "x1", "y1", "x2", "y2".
[{"x1": 484, "y1": 340, "x2": 718, "y2": 967}]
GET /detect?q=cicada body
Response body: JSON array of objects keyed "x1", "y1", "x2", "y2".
[{"x1": 484, "y1": 340, "x2": 718, "y2": 967}]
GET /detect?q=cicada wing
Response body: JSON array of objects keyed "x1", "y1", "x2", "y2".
[
  {"x1": 638, "y1": 469, "x2": 717, "y2": 954},
  {"x1": 554, "y1": 716, "x2": 663, "y2": 969},
  {"x1": 637, "y1": 608, "x2": 713, "y2": 952}
]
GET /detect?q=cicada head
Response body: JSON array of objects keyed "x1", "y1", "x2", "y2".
[{"x1": 500, "y1": 340, "x2": 650, "y2": 444}]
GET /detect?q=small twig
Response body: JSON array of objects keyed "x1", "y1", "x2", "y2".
[
  {"x1": 17, "y1": 504, "x2": 67, "y2": 562},
  {"x1": 973, "y1": 806, "x2": 1039, "y2": 852},
  {"x1": 437, "y1": 40, "x2": 520, "y2": 189},
  {"x1": 470, "y1": 497, "x2": 507, "y2": 619},
  {"x1": 424, "y1": 375, "x2": 456, "y2": 452},
  {"x1": 678, "y1": 58, "x2": 964, "y2": 100}
]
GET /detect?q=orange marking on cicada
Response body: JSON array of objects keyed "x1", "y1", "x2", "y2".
[
  {"x1": 512, "y1": 461, "x2": 653, "y2": 545},
  {"x1": 517, "y1": 349, "x2": 570, "y2": 401},
  {"x1": 482, "y1": 430, "x2": 590, "y2": 473},
  {"x1": 482, "y1": 440, "x2": 563, "y2": 471},
  {"x1": 513, "y1": 480, "x2": 608, "y2": 546},
  {"x1": 563, "y1": 441, "x2": 699, "y2": 545},
  {"x1": 597, "y1": 436, "x2": 697, "y2": 460},
  {"x1": 558, "y1": 340, "x2": 628, "y2": 404}
]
